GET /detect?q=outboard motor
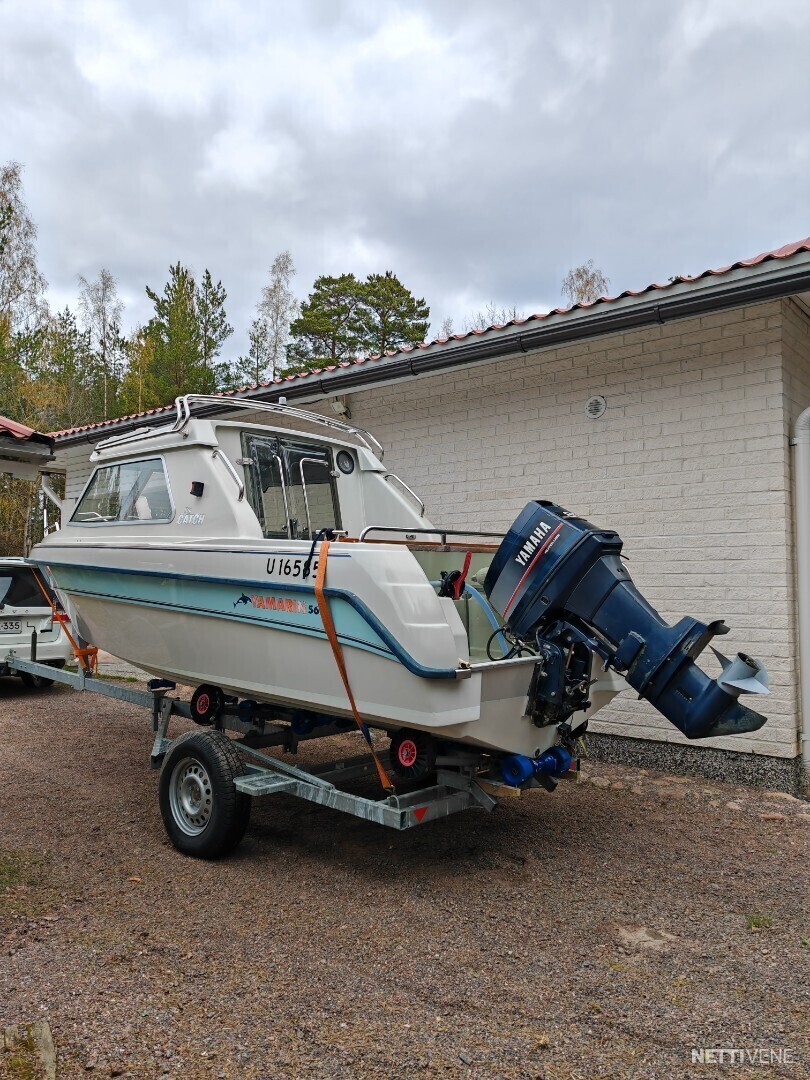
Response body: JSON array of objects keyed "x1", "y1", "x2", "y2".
[{"x1": 484, "y1": 500, "x2": 768, "y2": 740}]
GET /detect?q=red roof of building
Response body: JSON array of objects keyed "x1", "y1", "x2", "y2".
[
  {"x1": 49, "y1": 234, "x2": 810, "y2": 439},
  {"x1": 0, "y1": 415, "x2": 53, "y2": 445}
]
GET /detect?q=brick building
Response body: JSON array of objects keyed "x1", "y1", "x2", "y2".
[{"x1": 52, "y1": 238, "x2": 810, "y2": 791}]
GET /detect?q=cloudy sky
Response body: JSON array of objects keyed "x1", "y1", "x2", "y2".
[{"x1": 2, "y1": 0, "x2": 809, "y2": 356}]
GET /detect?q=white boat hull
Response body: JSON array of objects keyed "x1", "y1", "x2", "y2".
[{"x1": 36, "y1": 538, "x2": 624, "y2": 758}]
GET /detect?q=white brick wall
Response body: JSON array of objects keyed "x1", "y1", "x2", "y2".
[
  {"x1": 56, "y1": 297, "x2": 810, "y2": 761},
  {"x1": 339, "y1": 299, "x2": 803, "y2": 759}
]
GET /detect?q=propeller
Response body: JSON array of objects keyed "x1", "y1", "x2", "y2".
[{"x1": 711, "y1": 648, "x2": 770, "y2": 697}]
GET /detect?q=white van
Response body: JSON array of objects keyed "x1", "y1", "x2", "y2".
[{"x1": 0, "y1": 559, "x2": 73, "y2": 688}]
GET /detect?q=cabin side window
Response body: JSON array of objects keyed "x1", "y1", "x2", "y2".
[
  {"x1": 241, "y1": 434, "x2": 341, "y2": 540},
  {"x1": 71, "y1": 458, "x2": 173, "y2": 524}
]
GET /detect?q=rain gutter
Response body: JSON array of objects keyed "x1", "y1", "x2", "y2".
[{"x1": 291, "y1": 264, "x2": 810, "y2": 397}]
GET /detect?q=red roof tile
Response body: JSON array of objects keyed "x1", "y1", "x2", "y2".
[
  {"x1": 48, "y1": 235, "x2": 810, "y2": 439},
  {"x1": 0, "y1": 416, "x2": 52, "y2": 444}
]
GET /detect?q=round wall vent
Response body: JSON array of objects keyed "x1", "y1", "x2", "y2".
[{"x1": 585, "y1": 395, "x2": 607, "y2": 419}]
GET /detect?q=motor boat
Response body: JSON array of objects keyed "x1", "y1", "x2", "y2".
[{"x1": 24, "y1": 394, "x2": 769, "y2": 785}]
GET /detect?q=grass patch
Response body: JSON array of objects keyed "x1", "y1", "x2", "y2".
[
  {"x1": 0, "y1": 851, "x2": 51, "y2": 925},
  {"x1": 0, "y1": 853, "x2": 26, "y2": 890},
  {"x1": 745, "y1": 911, "x2": 773, "y2": 930},
  {"x1": 0, "y1": 1030, "x2": 42, "y2": 1080}
]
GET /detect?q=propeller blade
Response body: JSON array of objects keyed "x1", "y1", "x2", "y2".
[{"x1": 712, "y1": 650, "x2": 770, "y2": 697}]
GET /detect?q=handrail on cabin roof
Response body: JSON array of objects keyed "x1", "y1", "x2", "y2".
[{"x1": 94, "y1": 394, "x2": 385, "y2": 459}]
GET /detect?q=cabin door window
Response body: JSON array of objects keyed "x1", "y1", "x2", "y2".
[
  {"x1": 242, "y1": 435, "x2": 291, "y2": 539},
  {"x1": 282, "y1": 442, "x2": 341, "y2": 539},
  {"x1": 241, "y1": 434, "x2": 341, "y2": 540}
]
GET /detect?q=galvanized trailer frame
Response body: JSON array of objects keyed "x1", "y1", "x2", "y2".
[{"x1": 5, "y1": 653, "x2": 506, "y2": 835}]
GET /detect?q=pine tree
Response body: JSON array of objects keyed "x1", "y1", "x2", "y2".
[
  {"x1": 196, "y1": 268, "x2": 233, "y2": 385},
  {"x1": 27, "y1": 308, "x2": 99, "y2": 431},
  {"x1": 0, "y1": 321, "x2": 36, "y2": 426},
  {"x1": 287, "y1": 273, "x2": 365, "y2": 367},
  {"x1": 144, "y1": 263, "x2": 212, "y2": 401},
  {"x1": 359, "y1": 271, "x2": 429, "y2": 356},
  {"x1": 288, "y1": 271, "x2": 430, "y2": 368},
  {"x1": 228, "y1": 317, "x2": 272, "y2": 388},
  {"x1": 118, "y1": 326, "x2": 157, "y2": 414}
]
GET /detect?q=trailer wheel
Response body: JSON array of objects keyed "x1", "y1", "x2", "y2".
[
  {"x1": 159, "y1": 730, "x2": 251, "y2": 858},
  {"x1": 20, "y1": 671, "x2": 54, "y2": 690},
  {"x1": 389, "y1": 729, "x2": 437, "y2": 782},
  {"x1": 190, "y1": 684, "x2": 224, "y2": 725}
]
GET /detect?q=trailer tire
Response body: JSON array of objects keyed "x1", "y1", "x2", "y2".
[
  {"x1": 20, "y1": 671, "x2": 54, "y2": 690},
  {"x1": 159, "y1": 730, "x2": 251, "y2": 858}
]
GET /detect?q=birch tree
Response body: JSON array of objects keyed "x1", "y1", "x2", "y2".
[
  {"x1": 256, "y1": 250, "x2": 298, "y2": 378},
  {"x1": 562, "y1": 260, "x2": 610, "y2": 305},
  {"x1": 0, "y1": 161, "x2": 47, "y2": 331},
  {"x1": 78, "y1": 268, "x2": 125, "y2": 419},
  {"x1": 463, "y1": 303, "x2": 523, "y2": 332}
]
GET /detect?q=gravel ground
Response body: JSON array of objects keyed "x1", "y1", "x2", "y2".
[{"x1": 0, "y1": 677, "x2": 808, "y2": 1079}]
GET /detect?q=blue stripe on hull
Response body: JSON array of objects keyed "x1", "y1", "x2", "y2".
[
  {"x1": 64, "y1": 585, "x2": 394, "y2": 660},
  {"x1": 44, "y1": 561, "x2": 457, "y2": 680}
]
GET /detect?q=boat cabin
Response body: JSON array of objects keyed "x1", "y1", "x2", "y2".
[{"x1": 49, "y1": 397, "x2": 507, "y2": 663}]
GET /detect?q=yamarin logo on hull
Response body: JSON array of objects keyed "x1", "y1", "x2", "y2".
[{"x1": 233, "y1": 593, "x2": 308, "y2": 614}]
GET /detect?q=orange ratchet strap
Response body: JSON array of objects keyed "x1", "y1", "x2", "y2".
[
  {"x1": 31, "y1": 567, "x2": 98, "y2": 674},
  {"x1": 314, "y1": 540, "x2": 395, "y2": 793}
]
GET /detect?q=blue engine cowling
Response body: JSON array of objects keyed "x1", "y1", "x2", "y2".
[{"x1": 484, "y1": 501, "x2": 768, "y2": 741}]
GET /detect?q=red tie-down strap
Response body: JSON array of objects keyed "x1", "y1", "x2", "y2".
[
  {"x1": 314, "y1": 540, "x2": 395, "y2": 794},
  {"x1": 32, "y1": 567, "x2": 98, "y2": 674}
]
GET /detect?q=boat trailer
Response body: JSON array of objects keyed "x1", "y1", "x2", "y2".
[{"x1": 5, "y1": 651, "x2": 546, "y2": 858}]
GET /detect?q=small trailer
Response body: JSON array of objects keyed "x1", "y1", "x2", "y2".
[{"x1": 5, "y1": 651, "x2": 553, "y2": 858}]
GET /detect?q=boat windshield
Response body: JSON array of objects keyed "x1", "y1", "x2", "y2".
[{"x1": 72, "y1": 458, "x2": 173, "y2": 524}]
